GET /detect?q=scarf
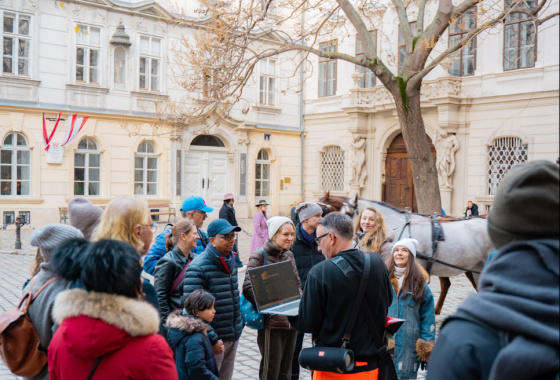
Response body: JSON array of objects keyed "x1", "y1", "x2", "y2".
[
  {"x1": 208, "y1": 244, "x2": 235, "y2": 274},
  {"x1": 394, "y1": 266, "x2": 406, "y2": 289},
  {"x1": 299, "y1": 224, "x2": 316, "y2": 246}
]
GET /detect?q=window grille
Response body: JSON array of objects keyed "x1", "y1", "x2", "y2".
[
  {"x1": 18, "y1": 211, "x2": 30, "y2": 224},
  {"x1": 3, "y1": 211, "x2": 14, "y2": 227},
  {"x1": 487, "y1": 137, "x2": 528, "y2": 195},
  {"x1": 321, "y1": 146, "x2": 345, "y2": 192}
]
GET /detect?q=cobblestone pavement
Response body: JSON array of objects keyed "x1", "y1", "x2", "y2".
[{"x1": 0, "y1": 219, "x2": 476, "y2": 379}]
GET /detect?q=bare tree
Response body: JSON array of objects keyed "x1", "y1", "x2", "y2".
[{"x1": 163, "y1": 0, "x2": 558, "y2": 214}]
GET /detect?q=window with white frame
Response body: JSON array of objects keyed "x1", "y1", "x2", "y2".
[
  {"x1": 74, "y1": 137, "x2": 101, "y2": 196},
  {"x1": 504, "y1": 0, "x2": 537, "y2": 70},
  {"x1": 255, "y1": 149, "x2": 271, "y2": 201},
  {"x1": 321, "y1": 145, "x2": 345, "y2": 192},
  {"x1": 319, "y1": 40, "x2": 337, "y2": 97},
  {"x1": 134, "y1": 141, "x2": 158, "y2": 196},
  {"x1": 139, "y1": 36, "x2": 161, "y2": 91},
  {"x1": 75, "y1": 24, "x2": 101, "y2": 84},
  {"x1": 487, "y1": 137, "x2": 528, "y2": 195},
  {"x1": 0, "y1": 132, "x2": 31, "y2": 196},
  {"x1": 355, "y1": 32, "x2": 377, "y2": 88},
  {"x1": 259, "y1": 58, "x2": 277, "y2": 106},
  {"x1": 449, "y1": 7, "x2": 476, "y2": 77},
  {"x1": 2, "y1": 11, "x2": 31, "y2": 76}
]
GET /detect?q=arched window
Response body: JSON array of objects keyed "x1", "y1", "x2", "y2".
[
  {"x1": 487, "y1": 137, "x2": 528, "y2": 195},
  {"x1": 135, "y1": 141, "x2": 158, "y2": 196},
  {"x1": 74, "y1": 137, "x2": 100, "y2": 196},
  {"x1": 190, "y1": 135, "x2": 225, "y2": 147},
  {"x1": 0, "y1": 132, "x2": 31, "y2": 196},
  {"x1": 321, "y1": 145, "x2": 345, "y2": 192},
  {"x1": 255, "y1": 149, "x2": 271, "y2": 201}
]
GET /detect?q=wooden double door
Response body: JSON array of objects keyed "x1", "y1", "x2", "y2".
[{"x1": 383, "y1": 134, "x2": 435, "y2": 212}]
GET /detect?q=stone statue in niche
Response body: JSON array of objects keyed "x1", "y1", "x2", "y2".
[
  {"x1": 435, "y1": 128, "x2": 459, "y2": 187},
  {"x1": 350, "y1": 136, "x2": 367, "y2": 187}
]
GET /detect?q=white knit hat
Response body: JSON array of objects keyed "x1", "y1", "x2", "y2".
[
  {"x1": 267, "y1": 216, "x2": 294, "y2": 240},
  {"x1": 392, "y1": 238, "x2": 419, "y2": 258}
]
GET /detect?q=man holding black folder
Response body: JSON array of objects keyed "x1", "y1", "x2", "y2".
[{"x1": 289, "y1": 212, "x2": 393, "y2": 379}]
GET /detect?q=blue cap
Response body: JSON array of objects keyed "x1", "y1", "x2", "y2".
[
  {"x1": 180, "y1": 196, "x2": 214, "y2": 213},
  {"x1": 207, "y1": 219, "x2": 241, "y2": 238}
]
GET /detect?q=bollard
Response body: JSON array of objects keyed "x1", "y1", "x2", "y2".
[{"x1": 15, "y1": 216, "x2": 24, "y2": 250}]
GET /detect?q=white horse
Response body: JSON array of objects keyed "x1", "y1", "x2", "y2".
[{"x1": 320, "y1": 193, "x2": 494, "y2": 314}]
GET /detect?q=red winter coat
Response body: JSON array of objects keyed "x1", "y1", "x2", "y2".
[{"x1": 48, "y1": 289, "x2": 178, "y2": 380}]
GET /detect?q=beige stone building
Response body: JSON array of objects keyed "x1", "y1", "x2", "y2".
[{"x1": 0, "y1": 0, "x2": 304, "y2": 226}]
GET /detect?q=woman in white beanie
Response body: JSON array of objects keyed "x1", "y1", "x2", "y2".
[
  {"x1": 242, "y1": 216, "x2": 302, "y2": 380},
  {"x1": 385, "y1": 238, "x2": 435, "y2": 380}
]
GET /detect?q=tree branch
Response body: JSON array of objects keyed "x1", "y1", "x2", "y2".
[
  {"x1": 417, "y1": 0, "x2": 428, "y2": 34},
  {"x1": 336, "y1": 0, "x2": 378, "y2": 58},
  {"x1": 537, "y1": 11, "x2": 559, "y2": 24},
  {"x1": 391, "y1": 0, "x2": 413, "y2": 51}
]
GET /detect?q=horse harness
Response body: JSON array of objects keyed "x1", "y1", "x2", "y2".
[{"x1": 396, "y1": 213, "x2": 481, "y2": 275}]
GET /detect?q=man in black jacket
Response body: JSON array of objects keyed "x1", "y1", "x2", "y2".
[
  {"x1": 290, "y1": 212, "x2": 393, "y2": 378},
  {"x1": 291, "y1": 201, "x2": 326, "y2": 378},
  {"x1": 219, "y1": 193, "x2": 243, "y2": 268}
]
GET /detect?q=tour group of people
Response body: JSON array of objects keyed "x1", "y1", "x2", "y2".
[{"x1": 17, "y1": 160, "x2": 559, "y2": 380}]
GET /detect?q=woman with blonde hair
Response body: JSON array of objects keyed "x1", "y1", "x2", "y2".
[
  {"x1": 154, "y1": 220, "x2": 198, "y2": 325},
  {"x1": 353, "y1": 206, "x2": 393, "y2": 260},
  {"x1": 92, "y1": 195, "x2": 159, "y2": 311}
]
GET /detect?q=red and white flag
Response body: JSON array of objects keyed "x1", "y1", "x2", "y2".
[
  {"x1": 42, "y1": 113, "x2": 61, "y2": 151},
  {"x1": 61, "y1": 114, "x2": 89, "y2": 146}
]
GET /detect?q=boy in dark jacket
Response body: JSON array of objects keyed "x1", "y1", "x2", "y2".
[{"x1": 167, "y1": 289, "x2": 220, "y2": 380}]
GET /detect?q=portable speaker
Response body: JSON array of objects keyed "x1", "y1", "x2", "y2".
[{"x1": 299, "y1": 347, "x2": 355, "y2": 373}]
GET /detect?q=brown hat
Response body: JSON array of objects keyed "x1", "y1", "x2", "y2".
[{"x1": 487, "y1": 160, "x2": 559, "y2": 248}]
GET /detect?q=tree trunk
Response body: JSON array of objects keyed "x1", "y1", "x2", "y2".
[{"x1": 391, "y1": 85, "x2": 442, "y2": 215}]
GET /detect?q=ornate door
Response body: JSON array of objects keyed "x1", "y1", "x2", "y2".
[{"x1": 383, "y1": 134, "x2": 435, "y2": 212}]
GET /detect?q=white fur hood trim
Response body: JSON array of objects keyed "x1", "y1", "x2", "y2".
[{"x1": 53, "y1": 288, "x2": 159, "y2": 336}]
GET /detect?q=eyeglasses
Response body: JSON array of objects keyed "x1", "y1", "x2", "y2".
[
  {"x1": 217, "y1": 233, "x2": 236, "y2": 241},
  {"x1": 314, "y1": 232, "x2": 330, "y2": 245},
  {"x1": 141, "y1": 222, "x2": 157, "y2": 233}
]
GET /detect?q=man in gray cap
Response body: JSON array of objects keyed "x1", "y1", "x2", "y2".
[
  {"x1": 23, "y1": 223, "x2": 84, "y2": 379},
  {"x1": 291, "y1": 202, "x2": 326, "y2": 379},
  {"x1": 428, "y1": 160, "x2": 559, "y2": 380}
]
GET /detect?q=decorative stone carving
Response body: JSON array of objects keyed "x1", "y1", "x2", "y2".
[
  {"x1": 434, "y1": 128, "x2": 459, "y2": 188},
  {"x1": 350, "y1": 136, "x2": 367, "y2": 187},
  {"x1": 351, "y1": 70, "x2": 363, "y2": 89},
  {"x1": 237, "y1": 138, "x2": 250, "y2": 146}
]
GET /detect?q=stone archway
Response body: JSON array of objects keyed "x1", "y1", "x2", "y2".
[{"x1": 383, "y1": 133, "x2": 436, "y2": 212}]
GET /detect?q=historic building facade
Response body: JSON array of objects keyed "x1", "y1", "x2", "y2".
[
  {"x1": 301, "y1": 1, "x2": 559, "y2": 216},
  {"x1": 0, "y1": 0, "x2": 304, "y2": 225}
]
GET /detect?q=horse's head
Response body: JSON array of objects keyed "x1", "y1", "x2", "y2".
[{"x1": 340, "y1": 193, "x2": 359, "y2": 218}]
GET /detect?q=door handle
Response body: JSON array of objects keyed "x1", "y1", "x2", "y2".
[
  {"x1": 202, "y1": 178, "x2": 205, "y2": 188},
  {"x1": 207, "y1": 178, "x2": 210, "y2": 189}
]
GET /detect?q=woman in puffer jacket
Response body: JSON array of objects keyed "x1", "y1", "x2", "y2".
[
  {"x1": 48, "y1": 239, "x2": 177, "y2": 380},
  {"x1": 154, "y1": 220, "x2": 199, "y2": 326},
  {"x1": 385, "y1": 238, "x2": 436, "y2": 380},
  {"x1": 243, "y1": 216, "x2": 302, "y2": 380}
]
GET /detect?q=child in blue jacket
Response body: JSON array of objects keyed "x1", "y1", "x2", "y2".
[
  {"x1": 167, "y1": 289, "x2": 220, "y2": 380},
  {"x1": 386, "y1": 238, "x2": 436, "y2": 379}
]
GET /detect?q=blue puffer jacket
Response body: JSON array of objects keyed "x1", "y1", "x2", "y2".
[
  {"x1": 183, "y1": 245, "x2": 244, "y2": 342},
  {"x1": 167, "y1": 312, "x2": 219, "y2": 380},
  {"x1": 144, "y1": 225, "x2": 208, "y2": 275},
  {"x1": 388, "y1": 278, "x2": 436, "y2": 379}
]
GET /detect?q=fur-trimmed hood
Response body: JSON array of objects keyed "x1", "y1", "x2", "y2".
[
  {"x1": 52, "y1": 288, "x2": 160, "y2": 359},
  {"x1": 166, "y1": 312, "x2": 209, "y2": 349}
]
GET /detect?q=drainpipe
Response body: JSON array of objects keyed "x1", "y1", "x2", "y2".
[{"x1": 299, "y1": 8, "x2": 305, "y2": 198}]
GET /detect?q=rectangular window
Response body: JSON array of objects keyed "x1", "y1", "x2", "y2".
[
  {"x1": 504, "y1": 0, "x2": 537, "y2": 70},
  {"x1": 259, "y1": 58, "x2": 277, "y2": 106},
  {"x1": 139, "y1": 36, "x2": 161, "y2": 91},
  {"x1": 75, "y1": 24, "x2": 101, "y2": 84},
  {"x1": 398, "y1": 22, "x2": 417, "y2": 72},
  {"x1": 2, "y1": 11, "x2": 31, "y2": 76},
  {"x1": 319, "y1": 40, "x2": 337, "y2": 97},
  {"x1": 449, "y1": 8, "x2": 476, "y2": 77},
  {"x1": 355, "y1": 31, "x2": 377, "y2": 88}
]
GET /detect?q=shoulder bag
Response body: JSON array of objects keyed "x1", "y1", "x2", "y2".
[{"x1": 240, "y1": 248, "x2": 266, "y2": 330}]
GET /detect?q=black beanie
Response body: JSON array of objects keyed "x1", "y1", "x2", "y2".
[{"x1": 487, "y1": 160, "x2": 559, "y2": 249}]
